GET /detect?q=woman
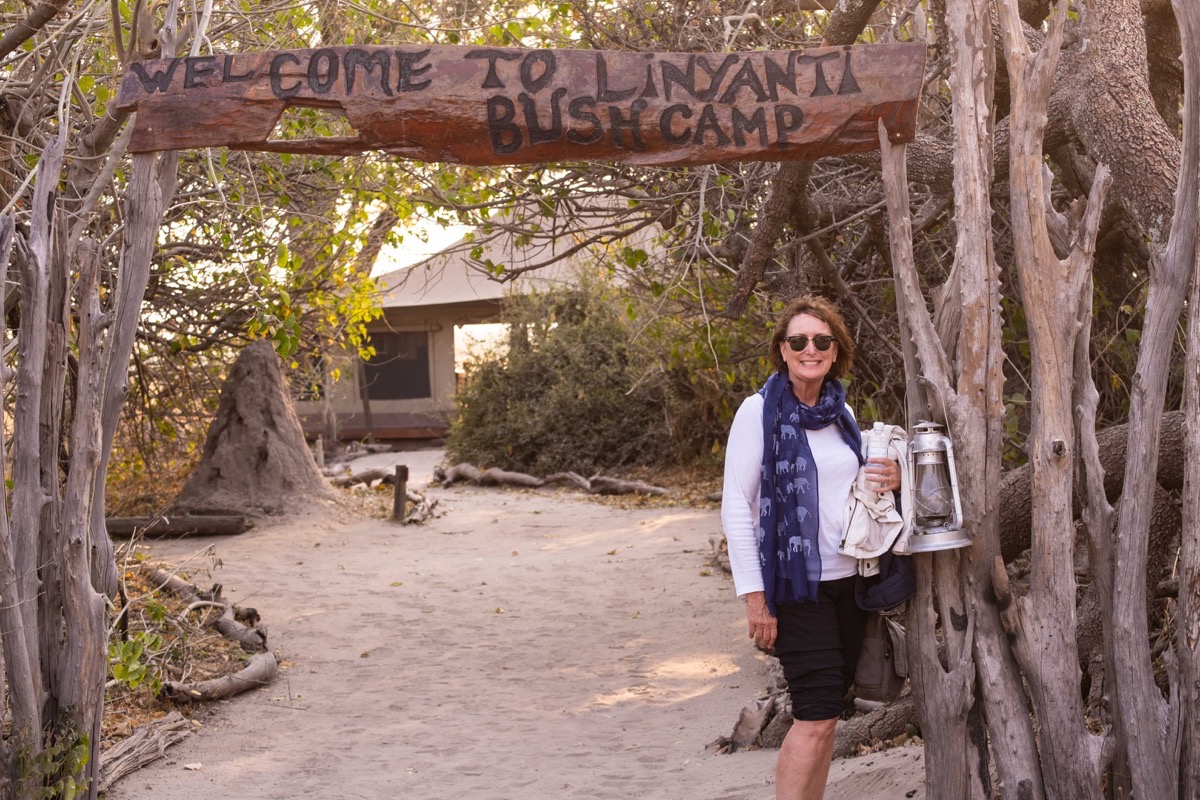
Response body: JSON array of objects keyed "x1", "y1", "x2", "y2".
[{"x1": 721, "y1": 295, "x2": 901, "y2": 800}]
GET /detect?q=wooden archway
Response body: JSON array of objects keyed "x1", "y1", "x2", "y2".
[{"x1": 117, "y1": 42, "x2": 925, "y2": 165}]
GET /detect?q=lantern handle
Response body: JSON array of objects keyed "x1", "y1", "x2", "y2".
[{"x1": 903, "y1": 375, "x2": 950, "y2": 435}]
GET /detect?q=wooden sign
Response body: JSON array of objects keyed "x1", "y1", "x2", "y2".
[{"x1": 116, "y1": 43, "x2": 926, "y2": 166}]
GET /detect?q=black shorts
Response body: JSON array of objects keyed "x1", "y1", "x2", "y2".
[{"x1": 774, "y1": 576, "x2": 867, "y2": 721}]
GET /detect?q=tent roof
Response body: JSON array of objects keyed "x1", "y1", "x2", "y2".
[{"x1": 375, "y1": 229, "x2": 585, "y2": 311}]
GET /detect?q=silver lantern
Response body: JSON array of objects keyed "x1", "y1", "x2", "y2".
[{"x1": 906, "y1": 421, "x2": 970, "y2": 553}]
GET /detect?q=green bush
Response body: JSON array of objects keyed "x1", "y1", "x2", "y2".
[{"x1": 448, "y1": 284, "x2": 677, "y2": 474}]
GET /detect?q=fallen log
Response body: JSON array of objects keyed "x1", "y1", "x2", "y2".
[
  {"x1": 327, "y1": 466, "x2": 395, "y2": 488},
  {"x1": 747, "y1": 691, "x2": 919, "y2": 756},
  {"x1": 589, "y1": 476, "x2": 669, "y2": 496},
  {"x1": 141, "y1": 567, "x2": 268, "y2": 652},
  {"x1": 439, "y1": 464, "x2": 670, "y2": 496},
  {"x1": 436, "y1": 463, "x2": 482, "y2": 486},
  {"x1": 543, "y1": 471, "x2": 594, "y2": 491},
  {"x1": 437, "y1": 463, "x2": 547, "y2": 488},
  {"x1": 544, "y1": 471, "x2": 674, "y2": 495},
  {"x1": 477, "y1": 467, "x2": 545, "y2": 487},
  {"x1": 833, "y1": 695, "x2": 919, "y2": 757},
  {"x1": 213, "y1": 613, "x2": 268, "y2": 653},
  {"x1": 107, "y1": 515, "x2": 252, "y2": 538},
  {"x1": 998, "y1": 410, "x2": 1183, "y2": 563},
  {"x1": 160, "y1": 651, "x2": 279, "y2": 702},
  {"x1": 404, "y1": 490, "x2": 440, "y2": 524},
  {"x1": 97, "y1": 566, "x2": 279, "y2": 786},
  {"x1": 98, "y1": 711, "x2": 195, "y2": 792},
  {"x1": 141, "y1": 567, "x2": 202, "y2": 599},
  {"x1": 711, "y1": 663, "x2": 917, "y2": 755},
  {"x1": 321, "y1": 444, "x2": 395, "y2": 470},
  {"x1": 709, "y1": 693, "x2": 787, "y2": 753}
]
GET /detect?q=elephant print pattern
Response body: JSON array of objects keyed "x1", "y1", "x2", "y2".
[
  {"x1": 786, "y1": 534, "x2": 813, "y2": 561},
  {"x1": 766, "y1": 454, "x2": 814, "y2": 562}
]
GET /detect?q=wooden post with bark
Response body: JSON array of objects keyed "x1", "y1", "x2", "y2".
[
  {"x1": 0, "y1": 4, "x2": 192, "y2": 797},
  {"x1": 993, "y1": 3, "x2": 1111, "y2": 797},
  {"x1": 1181, "y1": 10, "x2": 1200, "y2": 794},
  {"x1": 880, "y1": 0, "x2": 1044, "y2": 793},
  {"x1": 1107, "y1": 1, "x2": 1200, "y2": 797},
  {"x1": 877, "y1": 1, "x2": 1200, "y2": 797},
  {"x1": 393, "y1": 465, "x2": 409, "y2": 522}
]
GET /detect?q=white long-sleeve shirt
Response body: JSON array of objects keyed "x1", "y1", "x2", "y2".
[{"x1": 720, "y1": 393, "x2": 860, "y2": 598}]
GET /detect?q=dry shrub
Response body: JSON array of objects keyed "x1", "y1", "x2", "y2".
[{"x1": 105, "y1": 352, "x2": 227, "y2": 516}]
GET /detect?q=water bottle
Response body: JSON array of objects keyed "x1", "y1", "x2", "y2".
[
  {"x1": 867, "y1": 421, "x2": 890, "y2": 462},
  {"x1": 864, "y1": 422, "x2": 892, "y2": 491},
  {"x1": 857, "y1": 422, "x2": 891, "y2": 493}
]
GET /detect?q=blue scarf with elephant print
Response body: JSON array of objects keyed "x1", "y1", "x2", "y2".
[{"x1": 758, "y1": 372, "x2": 863, "y2": 614}]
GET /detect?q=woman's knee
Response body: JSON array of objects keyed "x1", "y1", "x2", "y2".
[{"x1": 785, "y1": 717, "x2": 838, "y2": 745}]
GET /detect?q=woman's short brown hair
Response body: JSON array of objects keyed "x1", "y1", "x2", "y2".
[{"x1": 767, "y1": 294, "x2": 855, "y2": 379}]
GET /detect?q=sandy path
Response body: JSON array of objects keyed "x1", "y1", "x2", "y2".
[{"x1": 106, "y1": 453, "x2": 925, "y2": 800}]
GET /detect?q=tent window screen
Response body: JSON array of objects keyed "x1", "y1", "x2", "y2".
[{"x1": 363, "y1": 331, "x2": 431, "y2": 400}]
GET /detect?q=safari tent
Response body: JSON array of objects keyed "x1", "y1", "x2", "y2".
[{"x1": 292, "y1": 226, "x2": 590, "y2": 442}]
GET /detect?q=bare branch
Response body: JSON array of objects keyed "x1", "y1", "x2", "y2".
[{"x1": 0, "y1": 0, "x2": 74, "y2": 62}]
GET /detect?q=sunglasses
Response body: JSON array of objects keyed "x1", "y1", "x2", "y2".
[{"x1": 784, "y1": 334, "x2": 835, "y2": 352}]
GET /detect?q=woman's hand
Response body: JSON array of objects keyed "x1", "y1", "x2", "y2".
[
  {"x1": 745, "y1": 591, "x2": 777, "y2": 651},
  {"x1": 865, "y1": 457, "x2": 901, "y2": 493}
]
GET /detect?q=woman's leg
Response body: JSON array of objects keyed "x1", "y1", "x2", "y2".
[
  {"x1": 776, "y1": 717, "x2": 838, "y2": 800},
  {"x1": 773, "y1": 577, "x2": 865, "y2": 800}
]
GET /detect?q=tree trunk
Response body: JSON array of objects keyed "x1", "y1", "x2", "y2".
[
  {"x1": 357, "y1": 358, "x2": 376, "y2": 443},
  {"x1": 878, "y1": 118, "x2": 989, "y2": 799},
  {"x1": 10, "y1": 135, "x2": 57, "y2": 749},
  {"x1": 0, "y1": 213, "x2": 41, "y2": 795},
  {"x1": 0, "y1": 4, "x2": 193, "y2": 792},
  {"x1": 1106, "y1": 0, "x2": 1200, "y2": 793},
  {"x1": 1179, "y1": 14, "x2": 1200, "y2": 778},
  {"x1": 885, "y1": 0, "x2": 1048, "y2": 796},
  {"x1": 1178, "y1": 5, "x2": 1200, "y2": 783},
  {"x1": 90, "y1": 150, "x2": 181, "y2": 599},
  {"x1": 996, "y1": 4, "x2": 1110, "y2": 797},
  {"x1": 38, "y1": 130, "x2": 72, "y2": 739},
  {"x1": 941, "y1": 5, "x2": 1048, "y2": 797},
  {"x1": 997, "y1": 410, "x2": 1187, "y2": 564},
  {"x1": 1066, "y1": 0, "x2": 1179, "y2": 243},
  {"x1": 56, "y1": 239, "x2": 109, "y2": 797}
]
